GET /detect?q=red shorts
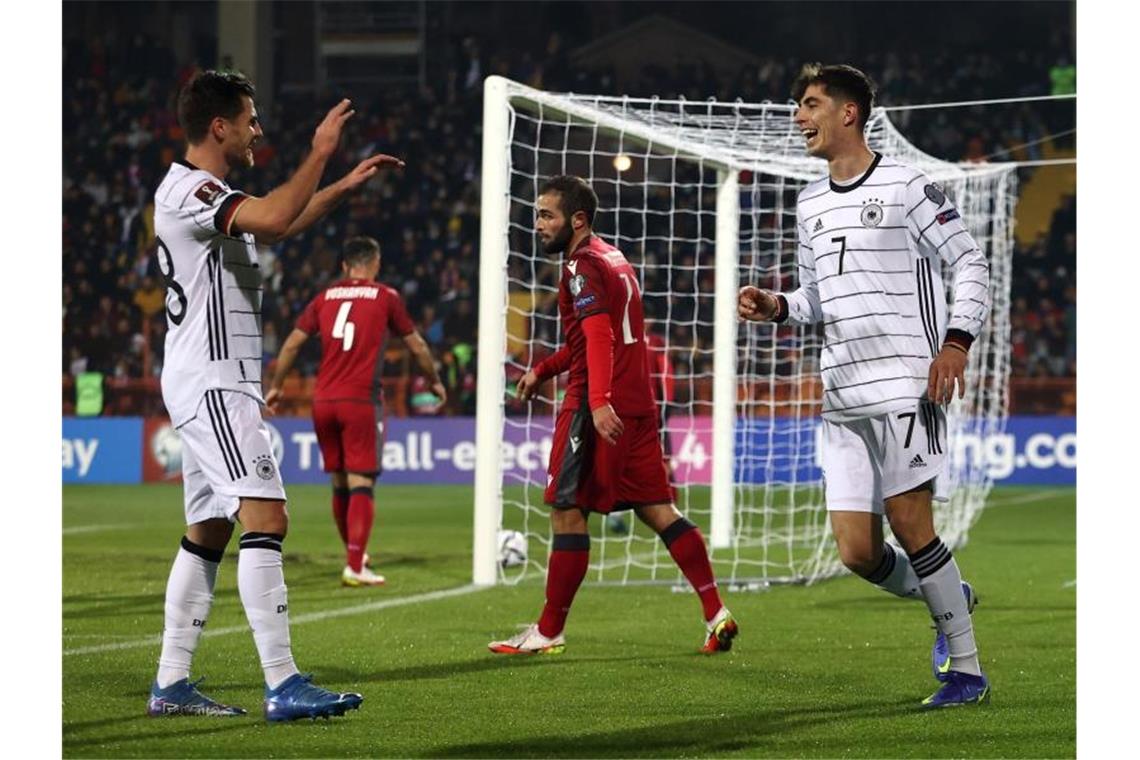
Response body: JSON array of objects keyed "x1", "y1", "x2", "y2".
[
  {"x1": 312, "y1": 400, "x2": 386, "y2": 475},
  {"x1": 544, "y1": 400, "x2": 674, "y2": 513}
]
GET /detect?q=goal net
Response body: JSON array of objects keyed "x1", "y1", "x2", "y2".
[{"x1": 473, "y1": 76, "x2": 1017, "y2": 587}]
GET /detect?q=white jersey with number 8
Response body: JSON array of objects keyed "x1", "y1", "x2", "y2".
[{"x1": 153, "y1": 159, "x2": 265, "y2": 428}]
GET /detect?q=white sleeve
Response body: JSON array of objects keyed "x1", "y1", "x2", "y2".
[
  {"x1": 905, "y1": 175, "x2": 991, "y2": 345},
  {"x1": 178, "y1": 173, "x2": 251, "y2": 240},
  {"x1": 779, "y1": 207, "x2": 823, "y2": 325}
]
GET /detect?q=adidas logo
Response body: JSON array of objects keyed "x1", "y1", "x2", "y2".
[
  {"x1": 813, "y1": 219, "x2": 824, "y2": 233},
  {"x1": 909, "y1": 454, "x2": 926, "y2": 469}
]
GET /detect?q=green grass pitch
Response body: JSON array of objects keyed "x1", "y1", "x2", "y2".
[{"x1": 63, "y1": 484, "x2": 1074, "y2": 758}]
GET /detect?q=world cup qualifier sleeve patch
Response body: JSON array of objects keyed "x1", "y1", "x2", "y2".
[{"x1": 194, "y1": 180, "x2": 225, "y2": 206}]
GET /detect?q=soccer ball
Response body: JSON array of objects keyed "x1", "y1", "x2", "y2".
[{"x1": 498, "y1": 529, "x2": 528, "y2": 568}]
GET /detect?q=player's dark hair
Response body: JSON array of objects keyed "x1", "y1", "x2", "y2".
[
  {"x1": 792, "y1": 63, "x2": 876, "y2": 130},
  {"x1": 178, "y1": 70, "x2": 257, "y2": 144},
  {"x1": 538, "y1": 175, "x2": 598, "y2": 226},
  {"x1": 343, "y1": 236, "x2": 381, "y2": 268}
]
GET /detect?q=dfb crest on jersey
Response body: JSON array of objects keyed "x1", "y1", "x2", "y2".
[
  {"x1": 924, "y1": 183, "x2": 947, "y2": 206},
  {"x1": 568, "y1": 274, "x2": 586, "y2": 296},
  {"x1": 861, "y1": 198, "x2": 884, "y2": 228}
]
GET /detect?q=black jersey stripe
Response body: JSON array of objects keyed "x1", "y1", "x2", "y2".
[
  {"x1": 206, "y1": 253, "x2": 221, "y2": 360},
  {"x1": 214, "y1": 252, "x2": 230, "y2": 359},
  {"x1": 933, "y1": 404, "x2": 944, "y2": 454},
  {"x1": 817, "y1": 268, "x2": 913, "y2": 286},
  {"x1": 205, "y1": 391, "x2": 239, "y2": 481},
  {"x1": 211, "y1": 390, "x2": 247, "y2": 478},
  {"x1": 922, "y1": 258, "x2": 940, "y2": 351},
  {"x1": 915, "y1": 260, "x2": 939, "y2": 357},
  {"x1": 824, "y1": 311, "x2": 905, "y2": 327},
  {"x1": 823, "y1": 332, "x2": 925, "y2": 350},
  {"x1": 826, "y1": 374, "x2": 928, "y2": 392},
  {"x1": 802, "y1": 203, "x2": 905, "y2": 223},
  {"x1": 810, "y1": 224, "x2": 907, "y2": 242},
  {"x1": 822, "y1": 353, "x2": 929, "y2": 372},
  {"x1": 826, "y1": 395, "x2": 923, "y2": 413},
  {"x1": 921, "y1": 402, "x2": 934, "y2": 455},
  {"x1": 935, "y1": 229, "x2": 970, "y2": 252},
  {"x1": 820, "y1": 289, "x2": 916, "y2": 305}
]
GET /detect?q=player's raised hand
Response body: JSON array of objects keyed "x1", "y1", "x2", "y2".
[
  {"x1": 592, "y1": 404, "x2": 624, "y2": 446},
  {"x1": 738, "y1": 285, "x2": 779, "y2": 322},
  {"x1": 516, "y1": 370, "x2": 542, "y2": 401},
  {"x1": 927, "y1": 345, "x2": 968, "y2": 404},
  {"x1": 341, "y1": 153, "x2": 405, "y2": 192},
  {"x1": 311, "y1": 98, "x2": 355, "y2": 157}
]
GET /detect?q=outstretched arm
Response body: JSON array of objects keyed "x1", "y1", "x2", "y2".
[
  {"x1": 276, "y1": 154, "x2": 405, "y2": 241},
  {"x1": 264, "y1": 328, "x2": 310, "y2": 414},
  {"x1": 231, "y1": 99, "x2": 356, "y2": 243}
]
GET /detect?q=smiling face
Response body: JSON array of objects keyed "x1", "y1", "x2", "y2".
[
  {"x1": 793, "y1": 83, "x2": 854, "y2": 160},
  {"x1": 217, "y1": 96, "x2": 262, "y2": 169}
]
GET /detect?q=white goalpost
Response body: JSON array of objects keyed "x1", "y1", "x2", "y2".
[{"x1": 473, "y1": 75, "x2": 1018, "y2": 588}]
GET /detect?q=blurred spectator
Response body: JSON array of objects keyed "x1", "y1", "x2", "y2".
[{"x1": 62, "y1": 4, "x2": 1076, "y2": 417}]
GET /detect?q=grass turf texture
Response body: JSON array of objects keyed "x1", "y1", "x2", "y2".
[{"x1": 63, "y1": 484, "x2": 1074, "y2": 758}]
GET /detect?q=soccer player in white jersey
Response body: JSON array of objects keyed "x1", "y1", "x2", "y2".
[
  {"x1": 147, "y1": 70, "x2": 402, "y2": 720},
  {"x1": 738, "y1": 64, "x2": 990, "y2": 708}
]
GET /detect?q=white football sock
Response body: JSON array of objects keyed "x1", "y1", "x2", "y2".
[
  {"x1": 238, "y1": 533, "x2": 299, "y2": 689},
  {"x1": 865, "y1": 543, "x2": 923, "y2": 600},
  {"x1": 156, "y1": 538, "x2": 221, "y2": 688},
  {"x1": 911, "y1": 537, "x2": 982, "y2": 676}
]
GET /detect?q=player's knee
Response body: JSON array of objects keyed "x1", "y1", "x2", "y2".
[
  {"x1": 550, "y1": 507, "x2": 588, "y2": 534},
  {"x1": 835, "y1": 540, "x2": 879, "y2": 576}
]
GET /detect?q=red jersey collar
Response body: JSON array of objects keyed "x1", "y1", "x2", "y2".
[{"x1": 569, "y1": 233, "x2": 595, "y2": 258}]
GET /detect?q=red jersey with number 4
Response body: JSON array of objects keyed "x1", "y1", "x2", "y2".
[
  {"x1": 559, "y1": 235, "x2": 656, "y2": 417},
  {"x1": 295, "y1": 278, "x2": 415, "y2": 403}
]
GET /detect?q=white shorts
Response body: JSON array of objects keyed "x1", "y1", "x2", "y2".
[
  {"x1": 821, "y1": 400, "x2": 948, "y2": 514},
  {"x1": 176, "y1": 390, "x2": 286, "y2": 524}
]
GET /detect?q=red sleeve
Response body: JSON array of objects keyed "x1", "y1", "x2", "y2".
[
  {"x1": 581, "y1": 314, "x2": 614, "y2": 411},
  {"x1": 568, "y1": 257, "x2": 609, "y2": 321},
  {"x1": 534, "y1": 345, "x2": 571, "y2": 381},
  {"x1": 295, "y1": 293, "x2": 321, "y2": 335},
  {"x1": 387, "y1": 289, "x2": 416, "y2": 337}
]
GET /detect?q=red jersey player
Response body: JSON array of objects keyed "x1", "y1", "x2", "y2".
[
  {"x1": 487, "y1": 175, "x2": 737, "y2": 656},
  {"x1": 266, "y1": 236, "x2": 446, "y2": 586}
]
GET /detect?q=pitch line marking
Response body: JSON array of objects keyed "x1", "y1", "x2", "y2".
[
  {"x1": 63, "y1": 583, "x2": 486, "y2": 657},
  {"x1": 63, "y1": 524, "x2": 128, "y2": 536},
  {"x1": 986, "y1": 488, "x2": 1069, "y2": 507}
]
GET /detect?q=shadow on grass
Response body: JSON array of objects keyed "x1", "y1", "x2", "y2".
[
  {"x1": 63, "y1": 717, "x2": 251, "y2": 751},
  {"x1": 419, "y1": 697, "x2": 922, "y2": 758}
]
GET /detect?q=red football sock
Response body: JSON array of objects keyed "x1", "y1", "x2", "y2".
[
  {"x1": 346, "y1": 487, "x2": 375, "y2": 573},
  {"x1": 331, "y1": 488, "x2": 350, "y2": 545},
  {"x1": 537, "y1": 534, "x2": 590, "y2": 638},
  {"x1": 663, "y1": 519, "x2": 723, "y2": 621}
]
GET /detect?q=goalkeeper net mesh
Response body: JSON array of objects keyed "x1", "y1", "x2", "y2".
[{"x1": 492, "y1": 82, "x2": 1016, "y2": 586}]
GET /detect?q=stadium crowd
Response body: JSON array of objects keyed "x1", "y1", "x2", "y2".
[{"x1": 62, "y1": 17, "x2": 1076, "y2": 416}]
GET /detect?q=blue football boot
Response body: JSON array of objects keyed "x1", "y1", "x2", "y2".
[
  {"x1": 921, "y1": 671, "x2": 990, "y2": 709},
  {"x1": 932, "y1": 581, "x2": 978, "y2": 681},
  {"x1": 263, "y1": 673, "x2": 363, "y2": 722},
  {"x1": 147, "y1": 676, "x2": 246, "y2": 717}
]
